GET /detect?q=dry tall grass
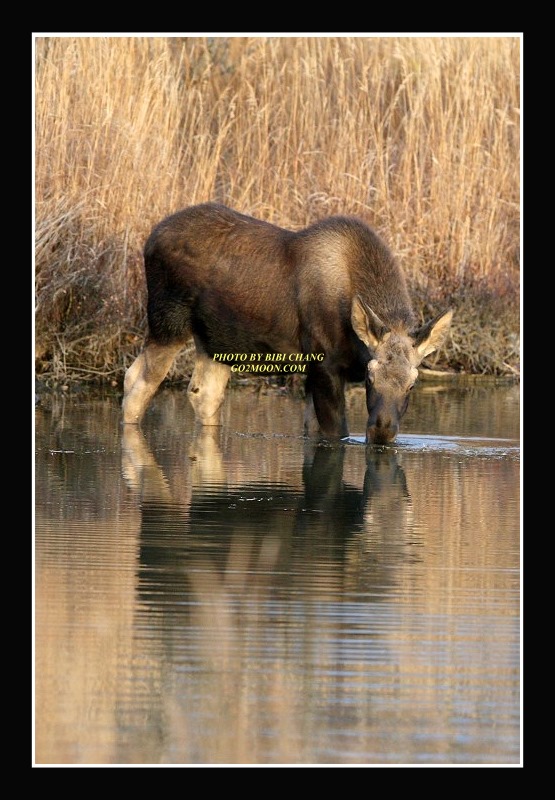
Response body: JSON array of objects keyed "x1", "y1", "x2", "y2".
[{"x1": 34, "y1": 36, "x2": 520, "y2": 383}]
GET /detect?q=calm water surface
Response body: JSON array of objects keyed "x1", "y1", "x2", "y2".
[{"x1": 34, "y1": 379, "x2": 521, "y2": 766}]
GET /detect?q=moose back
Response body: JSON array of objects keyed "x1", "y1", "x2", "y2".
[{"x1": 123, "y1": 203, "x2": 452, "y2": 444}]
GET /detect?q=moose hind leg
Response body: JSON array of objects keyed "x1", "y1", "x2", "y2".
[
  {"x1": 303, "y1": 393, "x2": 320, "y2": 436},
  {"x1": 187, "y1": 350, "x2": 231, "y2": 426},
  {"x1": 123, "y1": 341, "x2": 183, "y2": 424}
]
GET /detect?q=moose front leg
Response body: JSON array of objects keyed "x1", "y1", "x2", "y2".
[{"x1": 306, "y1": 366, "x2": 348, "y2": 439}]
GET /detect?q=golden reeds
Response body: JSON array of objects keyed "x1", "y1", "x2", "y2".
[{"x1": 35, "y1": 36, "x2": 520, "y2": 383}]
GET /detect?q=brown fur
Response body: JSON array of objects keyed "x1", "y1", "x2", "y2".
[{"x1": 123, "y1": 203, "x2": 452, "y2": 443}]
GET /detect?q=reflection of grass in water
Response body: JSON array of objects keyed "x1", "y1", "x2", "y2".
[
  {"x1": 35, "y1": 400, "x2": 520, "y2": 764},
  {"x1": 170, "y1": 547, "x2": 308, "y2": 764}
]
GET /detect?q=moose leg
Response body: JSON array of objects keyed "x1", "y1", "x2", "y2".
[
  {"x1": 187, "y1": 349, "x2": 231, "y2": 425},
  {"x1": 121, "y1": 424, "x2": 173, "y2": 502},
  {"x1": 123, "y1": 341, "x2": 183, "y2": 424},
  {"x1": 303, "y1": 394, "x2": 320, "y2": 436},
  {"x1": 306, "y1": 366, "x2": 349, "y2": 439}
]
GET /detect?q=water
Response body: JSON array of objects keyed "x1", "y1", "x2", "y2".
[{"x1": 34, "y1": 379, "x2": 521, "y2": 766}]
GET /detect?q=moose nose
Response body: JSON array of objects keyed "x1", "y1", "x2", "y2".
[{"x1": 366, "y1": 420, "x2": 399, "y2": 445}]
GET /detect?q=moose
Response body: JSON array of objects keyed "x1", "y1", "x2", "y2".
[{"x1": 123, "y1": 203, "x2": 452, "y2": 444}]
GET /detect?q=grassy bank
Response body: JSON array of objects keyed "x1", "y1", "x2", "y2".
[{"x1": 34, "y1": 36, "x2": 520, "y2": 386}]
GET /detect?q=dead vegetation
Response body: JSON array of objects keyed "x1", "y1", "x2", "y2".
[{"x1": 34, "y1": 36, "x2": 520, "y2": 386}]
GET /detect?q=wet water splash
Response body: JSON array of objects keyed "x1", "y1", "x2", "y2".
[{"x1": 344, "y1": 433, "x2": 520, "y2": 459}]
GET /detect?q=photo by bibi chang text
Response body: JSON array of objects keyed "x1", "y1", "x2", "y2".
[{"x1": 212, "y1": 352, "x2": 325, "y2": 374}]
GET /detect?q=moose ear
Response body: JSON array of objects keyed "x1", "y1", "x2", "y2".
[
  {"x1": 351, "y1": 296, "x2": 388, "y2": 349},
  {"x1": 413, "y1": 309, "x2": 453, "y2": 361}
]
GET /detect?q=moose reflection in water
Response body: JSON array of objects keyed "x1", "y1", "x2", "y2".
[
  {"x1": 121, "y1": 425, "x2": 416, "y2": 609},
  {"x1": 119, "y1": 425, "x2": 422, "y2": 763}
]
